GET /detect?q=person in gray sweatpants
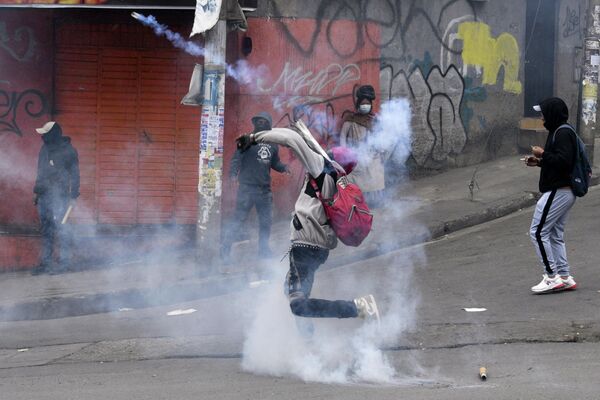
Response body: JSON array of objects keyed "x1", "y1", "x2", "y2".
[{"x1": 526, "y1": 97, "x2": 578, "y2": 294}]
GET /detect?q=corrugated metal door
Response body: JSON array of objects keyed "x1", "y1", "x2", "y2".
[{"x1": 55, "y1": 24, "x2": 199, "y2": 226}]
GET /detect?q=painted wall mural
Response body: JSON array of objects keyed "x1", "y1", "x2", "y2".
[{"x1": 457, "y1": 22, "x2": 522, "y2": 94}]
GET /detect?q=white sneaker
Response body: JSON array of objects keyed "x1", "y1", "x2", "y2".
[
  {"x1": 560, "y1": 275, "x2": 577, "y2": 290},
  {"x1": 531, "y1": 274, "x2": 566, "y2": 294},
  {"x1": 354, "y1": 294, "x2": 380, "y2": 323}
]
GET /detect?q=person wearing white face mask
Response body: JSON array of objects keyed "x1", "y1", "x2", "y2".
[{"x1": 339, "y1": 85, "x2": 386, "y2": 207}]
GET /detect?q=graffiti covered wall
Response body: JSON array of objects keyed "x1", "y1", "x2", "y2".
[
  {"x1": 252, "y1": 0, "x2": 584, "y2": 172},
  {"x1": 0, "y1": 10, "x2": 52, "y2": 225},
  {"x1": 224, "y1": 17, "x2": 380, "y2": 216},
  {"x1": 0, "y1": 9, "x2": 52, "y2": 268}
]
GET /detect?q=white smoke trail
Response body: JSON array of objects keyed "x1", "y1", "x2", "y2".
[
  {"x1": 242, "y1": 98, "x2": 426, "y2": 384},
  {"x1": 132, "y1": 13, "x2": 268, "y2": 86},
  {"x1": 132, "y1": 13, "x2": 205, "y2": 57}
]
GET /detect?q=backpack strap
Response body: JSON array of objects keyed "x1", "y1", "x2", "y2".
[
  {"x1": 553, "y1": 123, "x2": 581, "y2": 149},
  {"x1": 552, "y1": 123, "x2": 583, "y2": 168},
  {"x1": 309, "y1": 177, "x2": 323, "y2": 201},
  {"x1": 552, "y1": 124, "x2": 576, "y2": 144}
]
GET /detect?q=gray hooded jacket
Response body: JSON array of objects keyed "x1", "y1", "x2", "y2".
[{"x1": 253, "y1": 128, "x2": 337, "y2": 249}]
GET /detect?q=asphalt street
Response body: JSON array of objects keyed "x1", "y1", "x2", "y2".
[{"x1": 1, "y1": 188, "x2": 600, "y2": 399}]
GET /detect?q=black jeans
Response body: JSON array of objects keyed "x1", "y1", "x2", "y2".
[
  {"x1": 221, "y1": 185, "x2": 273, "y2": 257},
  {"x1": 286, "y1": 245, "x2": 358, "y2": 318},
  {"x1": 38, "y1": 193, "x2": 72, "y2": 269}
]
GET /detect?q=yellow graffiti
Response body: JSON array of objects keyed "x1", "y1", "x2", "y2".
[{"x1": 457, "y1": 22, "x2": 522, "y2": 94}]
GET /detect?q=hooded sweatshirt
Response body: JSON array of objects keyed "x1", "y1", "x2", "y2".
[
  {"x1": 253, "y1": 128, "x2": 338, "y2": 249},
  {"x1": 34, "y1": 123, "x2": 80, "y2": 200},
  {"x1": 537, "y1": 97, "x2": 576, "y2": 193},
  {"x1": 229, "y1": 141, "x2": 287, "y2": 188}
]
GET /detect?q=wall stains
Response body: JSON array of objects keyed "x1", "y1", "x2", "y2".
[
  {"x1": 457, "y1": 22, "x2": 522, "y2": 94},
  {"x1": 0, "y1": 89, "x2": 48, "y2": 137}
]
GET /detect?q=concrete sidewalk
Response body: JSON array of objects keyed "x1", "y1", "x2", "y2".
[{"x1": 0, "y1": 155, "x2": 597, "y2": 321}]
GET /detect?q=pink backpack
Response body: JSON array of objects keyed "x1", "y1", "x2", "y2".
[{"x1": 310, "y1": 174, "x2": 373, "y2": 247}]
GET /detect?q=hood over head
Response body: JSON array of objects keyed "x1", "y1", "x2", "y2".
[
  {"x1": 534, "y1": 97, "x2": 569, "y2": 133},
  {"x1": 251, "y1": 111, "x2": 273, "y2": 128}
]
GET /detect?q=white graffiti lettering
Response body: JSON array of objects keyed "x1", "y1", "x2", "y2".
[{"x1": 259, "y1": 62, "x2": 360, "y2": 108}]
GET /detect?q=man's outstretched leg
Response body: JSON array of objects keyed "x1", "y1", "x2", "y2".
[{"x1": 286, "y1": 245, "x2": 379, "y2": 321}]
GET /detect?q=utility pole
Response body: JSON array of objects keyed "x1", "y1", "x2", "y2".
[
  {"x1": 196, "y1": 19, "x2": 227, "y2": 273},
  {"x1": 579, "y1": 0, "x2": 599, "y2": 166}
]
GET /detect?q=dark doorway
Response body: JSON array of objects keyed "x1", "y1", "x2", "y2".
[{"x1": 524, "y1": 0, "x2": 557, "y2": 116}]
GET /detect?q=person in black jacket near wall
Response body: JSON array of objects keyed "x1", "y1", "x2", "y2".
[
  {"x1": 525, "y1": 97, "x2": 578, "y2": 294},
  {"x1": 32, "y1": 121, "x2": 80, "y2": 275},
  {"x1": 220, "y1": 112, "x2": 289, "y2": 264}
]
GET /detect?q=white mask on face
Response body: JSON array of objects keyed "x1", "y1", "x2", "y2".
[{"x1": 358, "y1": 104, "x2": 371, "y2": 114}]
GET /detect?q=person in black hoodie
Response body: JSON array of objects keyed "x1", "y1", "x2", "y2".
[
  {"x1": 32, "y1": 121, "x2": 80, "y2": 275},
  {"x1": 220, "y1": 112, "x2": 289, "y2": 264},
  {"x1": 525, "y1": 97, "x2": 578, "y2": 293}
]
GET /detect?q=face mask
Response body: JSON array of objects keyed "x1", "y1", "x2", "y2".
[
  {"x1": 358, "y1": 104, "x2": 371, "y2": 114},
  {"x1": 543, "y1": 121, "x2": 550, "y2": 131}
]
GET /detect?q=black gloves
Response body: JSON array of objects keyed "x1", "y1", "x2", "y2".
[{"x1": 236, "y1": 134, "x2": 255, "y2": 152}]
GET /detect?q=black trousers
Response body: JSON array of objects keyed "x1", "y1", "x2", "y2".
[
  {"x1": 37, "y1": 193, "x2": 72, "y2": 269},
  {"x1": 221, "y1": 184, "x2": 273, "y2": 256},
  {"x1": 286, "y1": 245, "x2": 358, "y2": 318}
]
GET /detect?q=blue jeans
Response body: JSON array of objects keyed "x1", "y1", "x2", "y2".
[
  {"x1": 286, "y1": 245, "x2": 358, "y2": 318},
  {"x1": 38, "y1": 193, "x2": 72, "y2": 269}
]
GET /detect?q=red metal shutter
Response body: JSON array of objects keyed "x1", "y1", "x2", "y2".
[{"x1": 55, "y1": 23, "x2": 199, "y2": 226}]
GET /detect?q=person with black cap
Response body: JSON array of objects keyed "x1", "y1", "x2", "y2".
[
  {"x1": 339, "y1": 84, "x2": 385, "y2": 207},
  {"x1": 220, "y1": 112, "x2": 289, "y2": 263},
  {"x1": 31, "y1": 121, "x2": 80, "y2": 275},
  {"x1": 525, "y1": 97, "x2": 578, "y2": 293}
]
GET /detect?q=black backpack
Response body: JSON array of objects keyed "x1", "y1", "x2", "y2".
[{"x1": 554, "y1": 124, "x2": 592, "y2": 197}]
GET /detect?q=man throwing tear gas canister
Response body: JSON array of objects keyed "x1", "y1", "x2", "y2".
[{"x1": 235, "y1": 122, "x2": 380, "y2": 323}]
